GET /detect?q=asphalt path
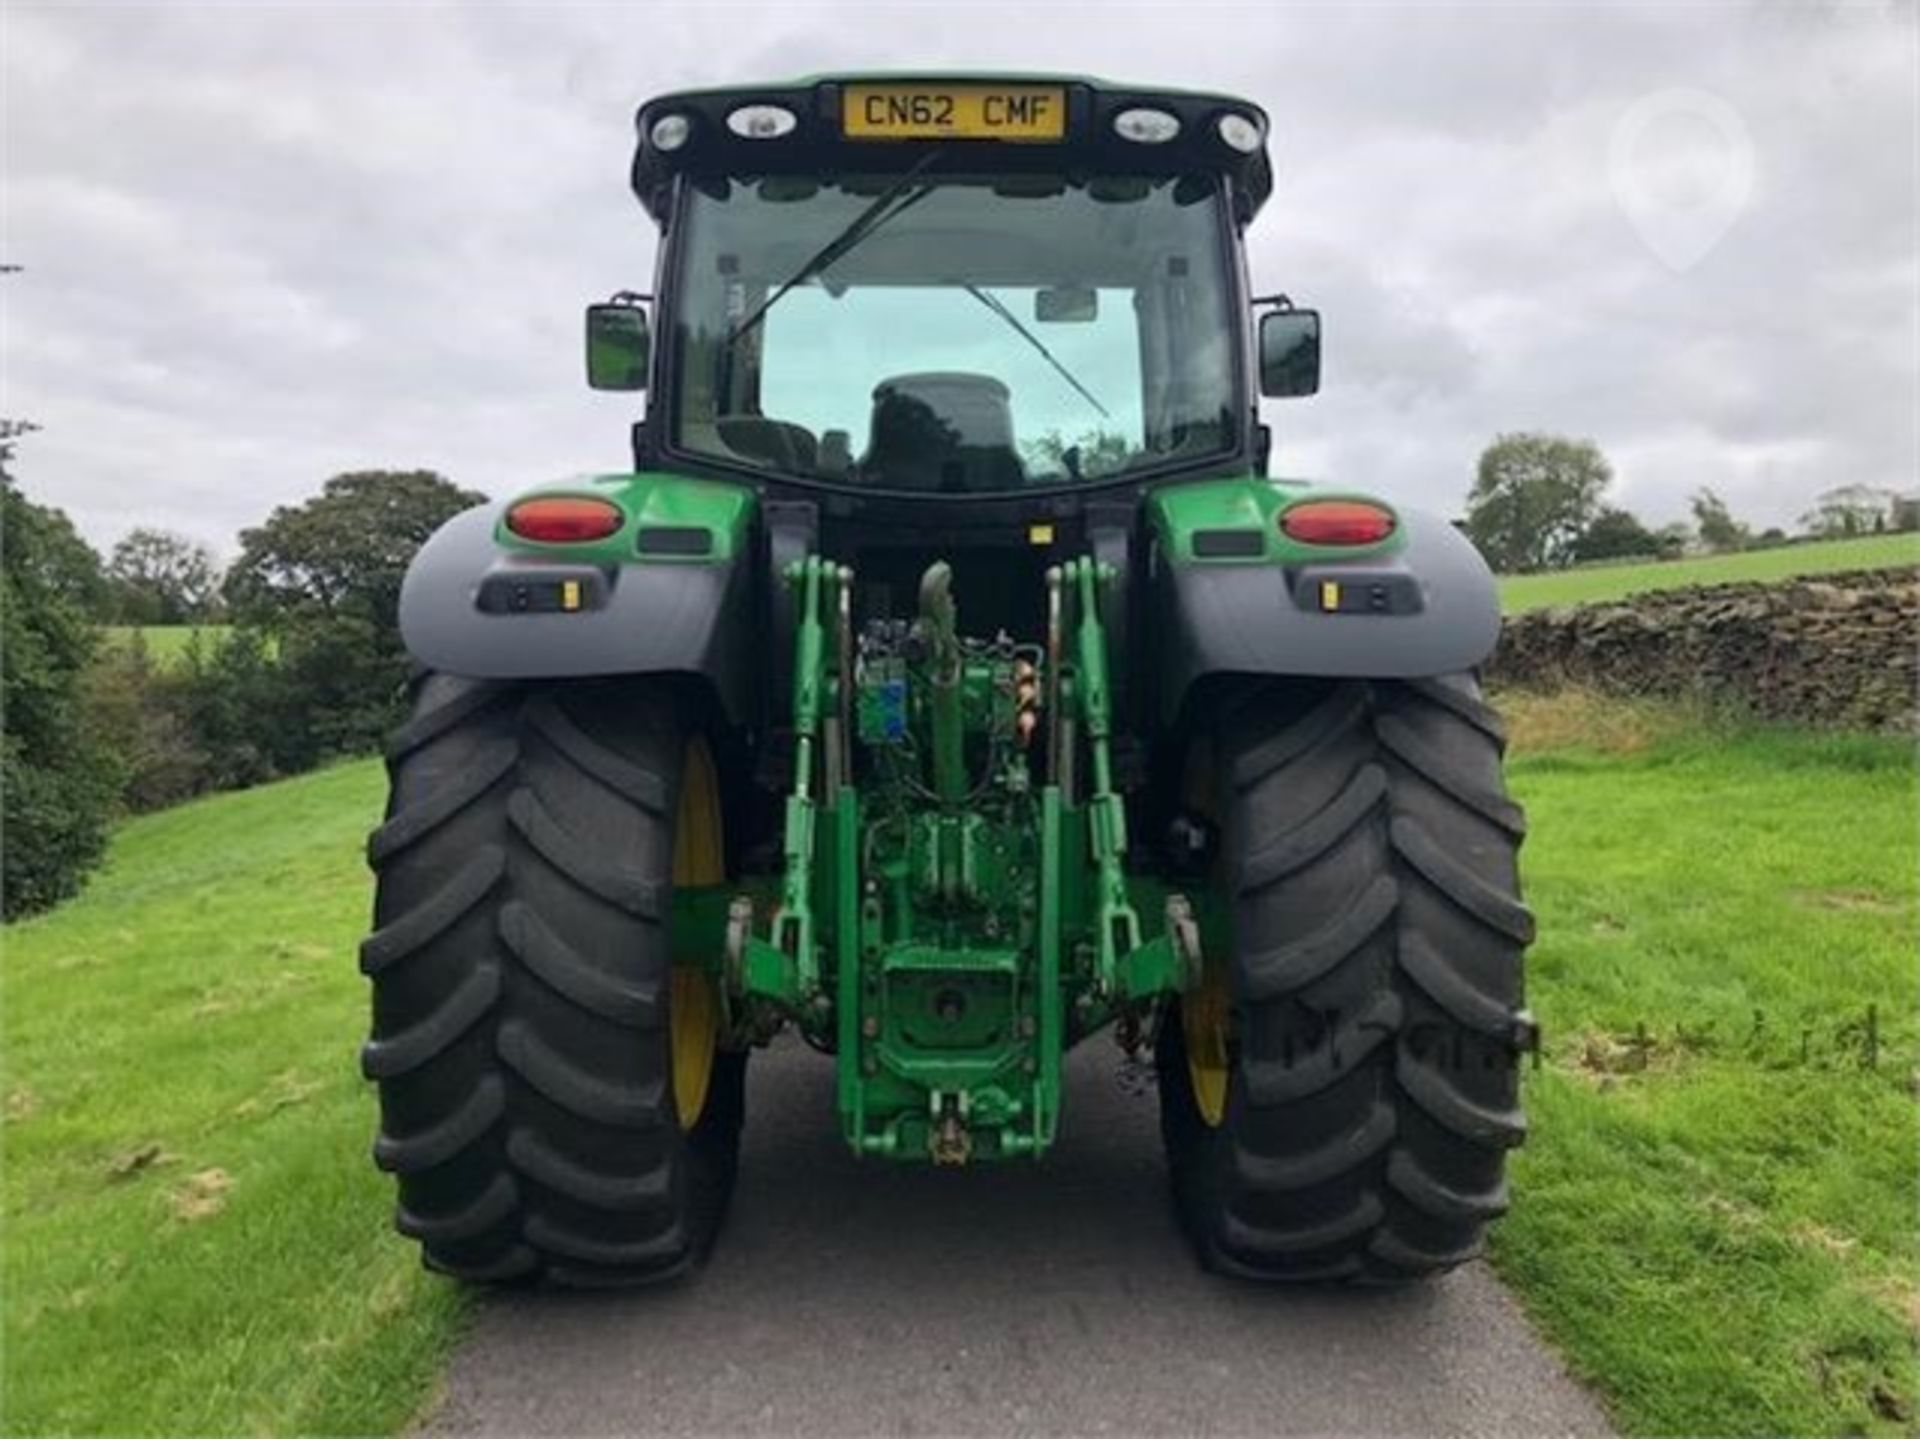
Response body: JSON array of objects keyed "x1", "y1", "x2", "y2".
[{"x1": 427, "y1": 1037, "x2": 1611, "y2": 1437}]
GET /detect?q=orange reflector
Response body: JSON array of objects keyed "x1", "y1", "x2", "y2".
[
  {"x1": 505, "y1": 496, "x2": 624, "y2": 544},
  {"x1": 1280, "y1": 499, "x2": 1396, "y2": 547}
]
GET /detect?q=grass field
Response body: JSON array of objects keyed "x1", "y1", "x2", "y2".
[
  {"x1": 3, "y1": 698, "x2": 1914, "y2": 1435},
  {"x1": 1500, "y1": 532, "x2": 1920, "y2": 612},
  {"x1": 1492, "y1": 692, "x2": 1917, "y2": 1436},
  {"x1": 1, "y1": 760, "x2": 463, "y2": 1436},
  {"x1": 100, "y1": 625, "x2": 235, "y2": 665}
]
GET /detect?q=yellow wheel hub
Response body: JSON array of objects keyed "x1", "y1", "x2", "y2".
[
  {"x1": 670, "y1": 735, "x2": 724, "y2": 1131},
  {"x1": 1179, "y1": 740, "x2": 1230, "y2": 1128},
  {"x1": 1183, "y1": 959, "x2": 1231, "y2": 1128}
]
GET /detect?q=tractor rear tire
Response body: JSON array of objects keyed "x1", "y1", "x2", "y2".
[
  {"x1": 1157, "y1": 675, "x2": 1534, "y2": 1282},
  {"x1": 362, "y1": 672, "x2": 744, "y2": 1286}
]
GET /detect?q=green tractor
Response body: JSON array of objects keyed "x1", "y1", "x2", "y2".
[{"x1": 362, "y1": 75, "x2": 1534, "y2": 1287}]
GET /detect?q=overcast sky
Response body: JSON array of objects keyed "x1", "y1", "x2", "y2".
[{"x1": 2, "y1": 1, "x2": 1915, "y2": 555}]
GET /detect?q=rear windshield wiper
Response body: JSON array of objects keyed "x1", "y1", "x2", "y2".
[
  {"x1": 961, "y1": 283, "x2": 1110, "y2": 419},
  {"x1": 725, "y1": 151, "x2": 945, "y2": 349}
]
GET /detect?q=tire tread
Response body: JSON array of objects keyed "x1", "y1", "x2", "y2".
[
  {"x1": 1159, "y1": 675, "x2": 1531, "y2": 1283},
  {"x1": 364, "y1": 675, "x2": 743, "y2": 1287}
]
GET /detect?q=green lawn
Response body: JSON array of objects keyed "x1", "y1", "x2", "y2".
[
  {"x1": 1492, "y1": 692, "x2": 1918, "y2": 1436},
  {"x1": 1500, "y1": 532, "x2": 1920, "y2": 612},
  {"x1": 1, "y1": 760, "x2": 464, "y2": 1437},
  {"x1": 100, "y1": 625, "x2": 235, "y2": 665},
  {"x1": 3, "y1": 700, "x2": 1914, "y2": 1435}
]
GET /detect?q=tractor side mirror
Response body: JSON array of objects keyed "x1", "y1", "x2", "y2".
[
  {"x1": 586, "y1": 300, "x2": 651, "y2": 391},
  {"x1": 1258, "y1": 308, "x2": 1321, "y2": 398},
  {"x1": 1035, "y1": 285, "x2": 1098, "y2": 323}
]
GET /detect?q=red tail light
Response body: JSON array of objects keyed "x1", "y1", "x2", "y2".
[
  {"x1": 1279, "y1": 499, "x2": 1396, "y2": 547},
  {"x1": 505, "y1": 496, "x2": 624, "y2": 543}
]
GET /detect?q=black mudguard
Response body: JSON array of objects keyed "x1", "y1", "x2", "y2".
[
  {"x1": 1151, "y1": 503, "x2": 1502, "y2": 726},
  {"x1": 397, "y1": 504, "x2": 756, "y2": 727}
]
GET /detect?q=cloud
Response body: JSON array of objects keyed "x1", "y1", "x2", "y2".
[{"x1": 1, "y1": 1, "x2": 1913, "y2": 555}]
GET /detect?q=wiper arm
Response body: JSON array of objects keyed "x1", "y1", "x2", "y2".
[
  {"x1": 962, "y1": 284, "x2": 1110, "y2": 420},
  {"x1": 725, "y1": 151, "x2": 945, "y2": 349}
]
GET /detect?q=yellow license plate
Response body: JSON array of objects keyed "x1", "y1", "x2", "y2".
[{"x1": 842, "y1": 85, "x2": 1066, "y2": 142}]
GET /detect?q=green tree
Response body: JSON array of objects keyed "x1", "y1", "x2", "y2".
[
  {"x1": 2, "y1": 450, "x2": 121, "y2": 917},
  {"x1": 223, "y1": 470, "x2": 484, "y2": 626},
  {"x1": 1570, "y1": 506, "x2": 1660, "y2": 564},
  {"x1": 1464, "y1": 433, "x2": 1612, "y2": 573},
  {"x1": 0, "y1": 432, "x2": 110, "y2": 620},
  {"x1": 107, "y1": 527, "x2": 220, "y2": 624},
  {"x1": 1691, "y1": 487, "x2": 1750, "y2": 553},
  {"x1": 274, "y1": 616, "x2": 408, "y2": 761},
  {"x1": 218, "y1": 471, "x2": 485, "y2": 773},
  {"x1": 1019, "y1": 428, "x2": 1136, "y2": 481},
  {"x1": 172, "y1": 627, "x2": 291, "y2": 790},
  {"x1": 1653, "y1": 521, "x2": 1692, "y2": 559},
  {"x1": 1798, "y1": 484, "x2": 1897, "y2": 539},
  {"x1": 81, "y1": 633, "x2": 208, "y2": 812}
]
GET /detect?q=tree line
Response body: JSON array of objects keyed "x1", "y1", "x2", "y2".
[
  {"x1": 3, "y1": 453, "x2": 481, "y2": 918},
  {"x1": 1461, "y1": 432, "x2": 1917, "y2": 575}
]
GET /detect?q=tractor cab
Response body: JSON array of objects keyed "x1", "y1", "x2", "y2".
[{"x1": 589, "y1": 76, "x2": 1319, "y2": 513}]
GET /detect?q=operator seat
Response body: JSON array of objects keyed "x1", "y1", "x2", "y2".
[
  {"x1": 863, "y1": 373, "x2": 1025, "y2": 492},
  {"x1": 716, "y1": 416, "x2": 818, "y2": 473}
]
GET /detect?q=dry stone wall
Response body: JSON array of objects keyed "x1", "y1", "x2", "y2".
[{"x1": 1487, "y1": 568, "x2": 1918, "y2": 731}]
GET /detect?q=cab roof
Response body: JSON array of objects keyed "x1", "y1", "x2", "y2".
[{"x1": 629, "y1": 74, "x2": 1274, "y2": 226}]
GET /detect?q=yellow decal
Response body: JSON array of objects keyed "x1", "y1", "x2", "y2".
[
  {"x1": 1320, "y1": 580, "x2": 1341, "y2": 612},
  {"x1": 1028, "y1": 523, "x2": 1055, "y2": 546},
  {"x1": 561, "y1": 580, "x2": 582, "y2": 612}
]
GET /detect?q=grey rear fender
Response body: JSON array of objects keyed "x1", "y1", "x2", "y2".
[
  {"x1": 398, "y1": 497, "x2": 757, "y2": 728},
  {"x1": 1147, "y1": 484, "x2": 1502, "y2": 726}
]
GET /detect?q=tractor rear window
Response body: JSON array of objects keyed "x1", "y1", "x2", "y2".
[{"x1": 664, "y1": 174, "x2": 1238, "y2": 494}]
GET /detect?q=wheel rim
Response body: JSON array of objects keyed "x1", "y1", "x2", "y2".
[
  {"x1": 1180, "y1": 738, "x2": 1230, "y2": 1128},
  {"x1": 670, "y1": 735, "x2": 723, "y2": 1131},
  {"x1": 1183, "y1": 960, "x2": 1231, "y2": 1128}
]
